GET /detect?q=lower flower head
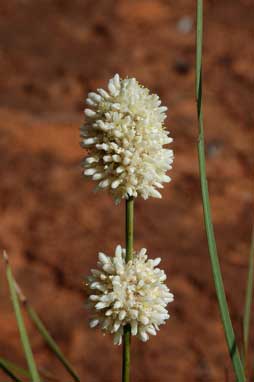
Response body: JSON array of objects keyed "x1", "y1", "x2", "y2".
[{"x1": 86, "y1": 245, "x2": 174, "y2": 345}]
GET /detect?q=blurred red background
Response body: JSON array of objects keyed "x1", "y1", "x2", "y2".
[{"x1": 0, "y1": 0, "x2": 253, "y2": 381}]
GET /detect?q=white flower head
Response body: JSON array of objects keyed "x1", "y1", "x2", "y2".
[
  {"x1": 86, "y1": 245, "x2": 174, "y2": 345},
  {"x1": 81, "y1": 74, "x2": 174, "y2": 203}
]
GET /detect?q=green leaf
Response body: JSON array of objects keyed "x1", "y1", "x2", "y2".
[
  {"x1": 195, "y1": 2, "x2": 245, "y2": 381},
  {"x1": 15, "y1": 291, "x2": 80, "y2": 382},
  {"x1": 243, "y1": 229, "x2": 254, "y2": 366},
  {"x1": 0, "y1": 357, "x2": 30, "y2": 378},
  {"x1": 0, "y1": 357, "x2": 65, "y2": 382},
  {"x1": 3, "y1": 251, "x2": 41, "y2": 382},
  {"x1": 0, "y1": 357, "x2": 23, "y2": 382}
]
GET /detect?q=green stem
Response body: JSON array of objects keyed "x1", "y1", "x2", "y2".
[
  {"x1": 242, "y1": 228, "x2": 254, "y2": 370},
  {"x1": 122, "y1": 197, "x2": 134, "y2": 382},
  {"x1": 195, "y1": 1, "x2": 245, "y2": 381},
  {"x1": 125, "y1": 197, "x2": 134, "y2": 263}
]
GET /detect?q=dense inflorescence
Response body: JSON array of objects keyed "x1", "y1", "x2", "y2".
[
  {"x1": 81, "y1": 74, "x2": 173, "y2": 203},
  {"x1": 86, "y1": 245, "x2": 174, "y2": 345}
]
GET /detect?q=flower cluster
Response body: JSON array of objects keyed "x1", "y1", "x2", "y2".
[
  {"x1": 86, "y1": 245, "x2": 174, "y2": 345},
  {"x1": 81, "y1": 74, "x2": 173, "y2": 203}
]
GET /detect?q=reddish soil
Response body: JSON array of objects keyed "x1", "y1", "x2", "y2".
[{"x1": 0, "y1": 1, "x2": 253, "y2": 381}]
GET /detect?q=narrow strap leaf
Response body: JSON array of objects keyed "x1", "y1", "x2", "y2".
[
  {"x1": 0, "y1": 357, "x2": 69, "y2": 382},
  {"x1": 3, "y1": 251, "x2": 41, "y2": 382},
  {"x1": 243, "y1": 229, "x2": 254, "y2": 366},
  {"x1": 17, "y1": 296, "x2": 80, "y2": 382},
  {"x1": 27, "y1": 305, "x2": 80, "y2": 381},
  {"x1": 0, "y1": 357, "x2": 23, "y2": 382},
  {"x1": 0, "y1": 357, "x2": 30, "y2": 378},
  {"x1": 195, "y1": 2, "x2": 245, "y2": 381}
]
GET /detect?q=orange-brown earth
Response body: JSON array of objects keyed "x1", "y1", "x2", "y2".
[{"x1": 0, "y1": 0, "x2": 253, "y2": 381}]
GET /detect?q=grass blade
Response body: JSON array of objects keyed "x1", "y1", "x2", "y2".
[
  {"x1": 27, "y1": 305, "x2": 80, "y2": 382},
  {"x1": 14, "y1": 283, "x2": 80, "y2": 382},
  {"x1": 0, "y1": 357, "x2": 30, "y2": 378},
  {"x1": 243, "y1": 229, "x2": 254, "y2": 367},
  {"x1": 0, "y1": 358, "x2": 23, "y2": 382},
  {"x1": 3, "y1": 251, "x2": 41, "y2": 382},
  {"x1": 0, "y1": 357, "x2": 68, "y2": 382},
  {"x1": 195, "y1": 1, "x2": 245, "y2": 381}
]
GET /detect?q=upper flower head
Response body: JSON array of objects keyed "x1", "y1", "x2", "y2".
[
  {"x1": 81, "y1": 74, "x2": 174, "y2": 203},
  {"x1": 86, "y1": 245, "x2": 174, "y2": 345}
]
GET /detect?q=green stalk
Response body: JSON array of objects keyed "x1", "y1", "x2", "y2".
[
  {"x1": 125, "y1": 197, "x2": 134, "y2": 263},
  {"x1": 14, "y1": 283, "x2": 80, "y2": 382},
  {"x1": 195, "y1": 2, "x2": 245, "y2": 381},
  {"x1": 0, "y1": 358, "x2": 23, "y2": 382},
  {"x1": 3, "y1": 252, "x2": 41, "y2": 382},
  {"x1": 242, "y1": 229, "x2": 254, "y2": 368},
  {"x1": 122, "y1": 197, "x2": 134, "y2": 382}
]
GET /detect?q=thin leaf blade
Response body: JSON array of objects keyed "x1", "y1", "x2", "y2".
[
  {"x1": 195, "y1": 2, "x2": 245, "y2": 381},
  {"x1": 27, "y1": 305, "x2": 80, "y2": 381},
  {"x1": 3, "y1": 251, "x2": 41, "y2": 382},
  {"x1": 18, "y1": 296, "x2": 80, "y2": 382},
  {"x1": 0, "y1": 357, "x2": 30, "y2": 378},
  {"x1": 243, "y1": 229, "x2": 254, "y2": 366},
  {"x1": 0, "y1": 357, "x2": 23, "y2": 382}
]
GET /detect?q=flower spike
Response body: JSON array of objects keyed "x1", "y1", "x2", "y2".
[
  {"x1": 86, "y1": 245, "x2": 174, "y2": 345},
  {"x1": 81, "y1": 74, "x2": 174, "y2": 203}
]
